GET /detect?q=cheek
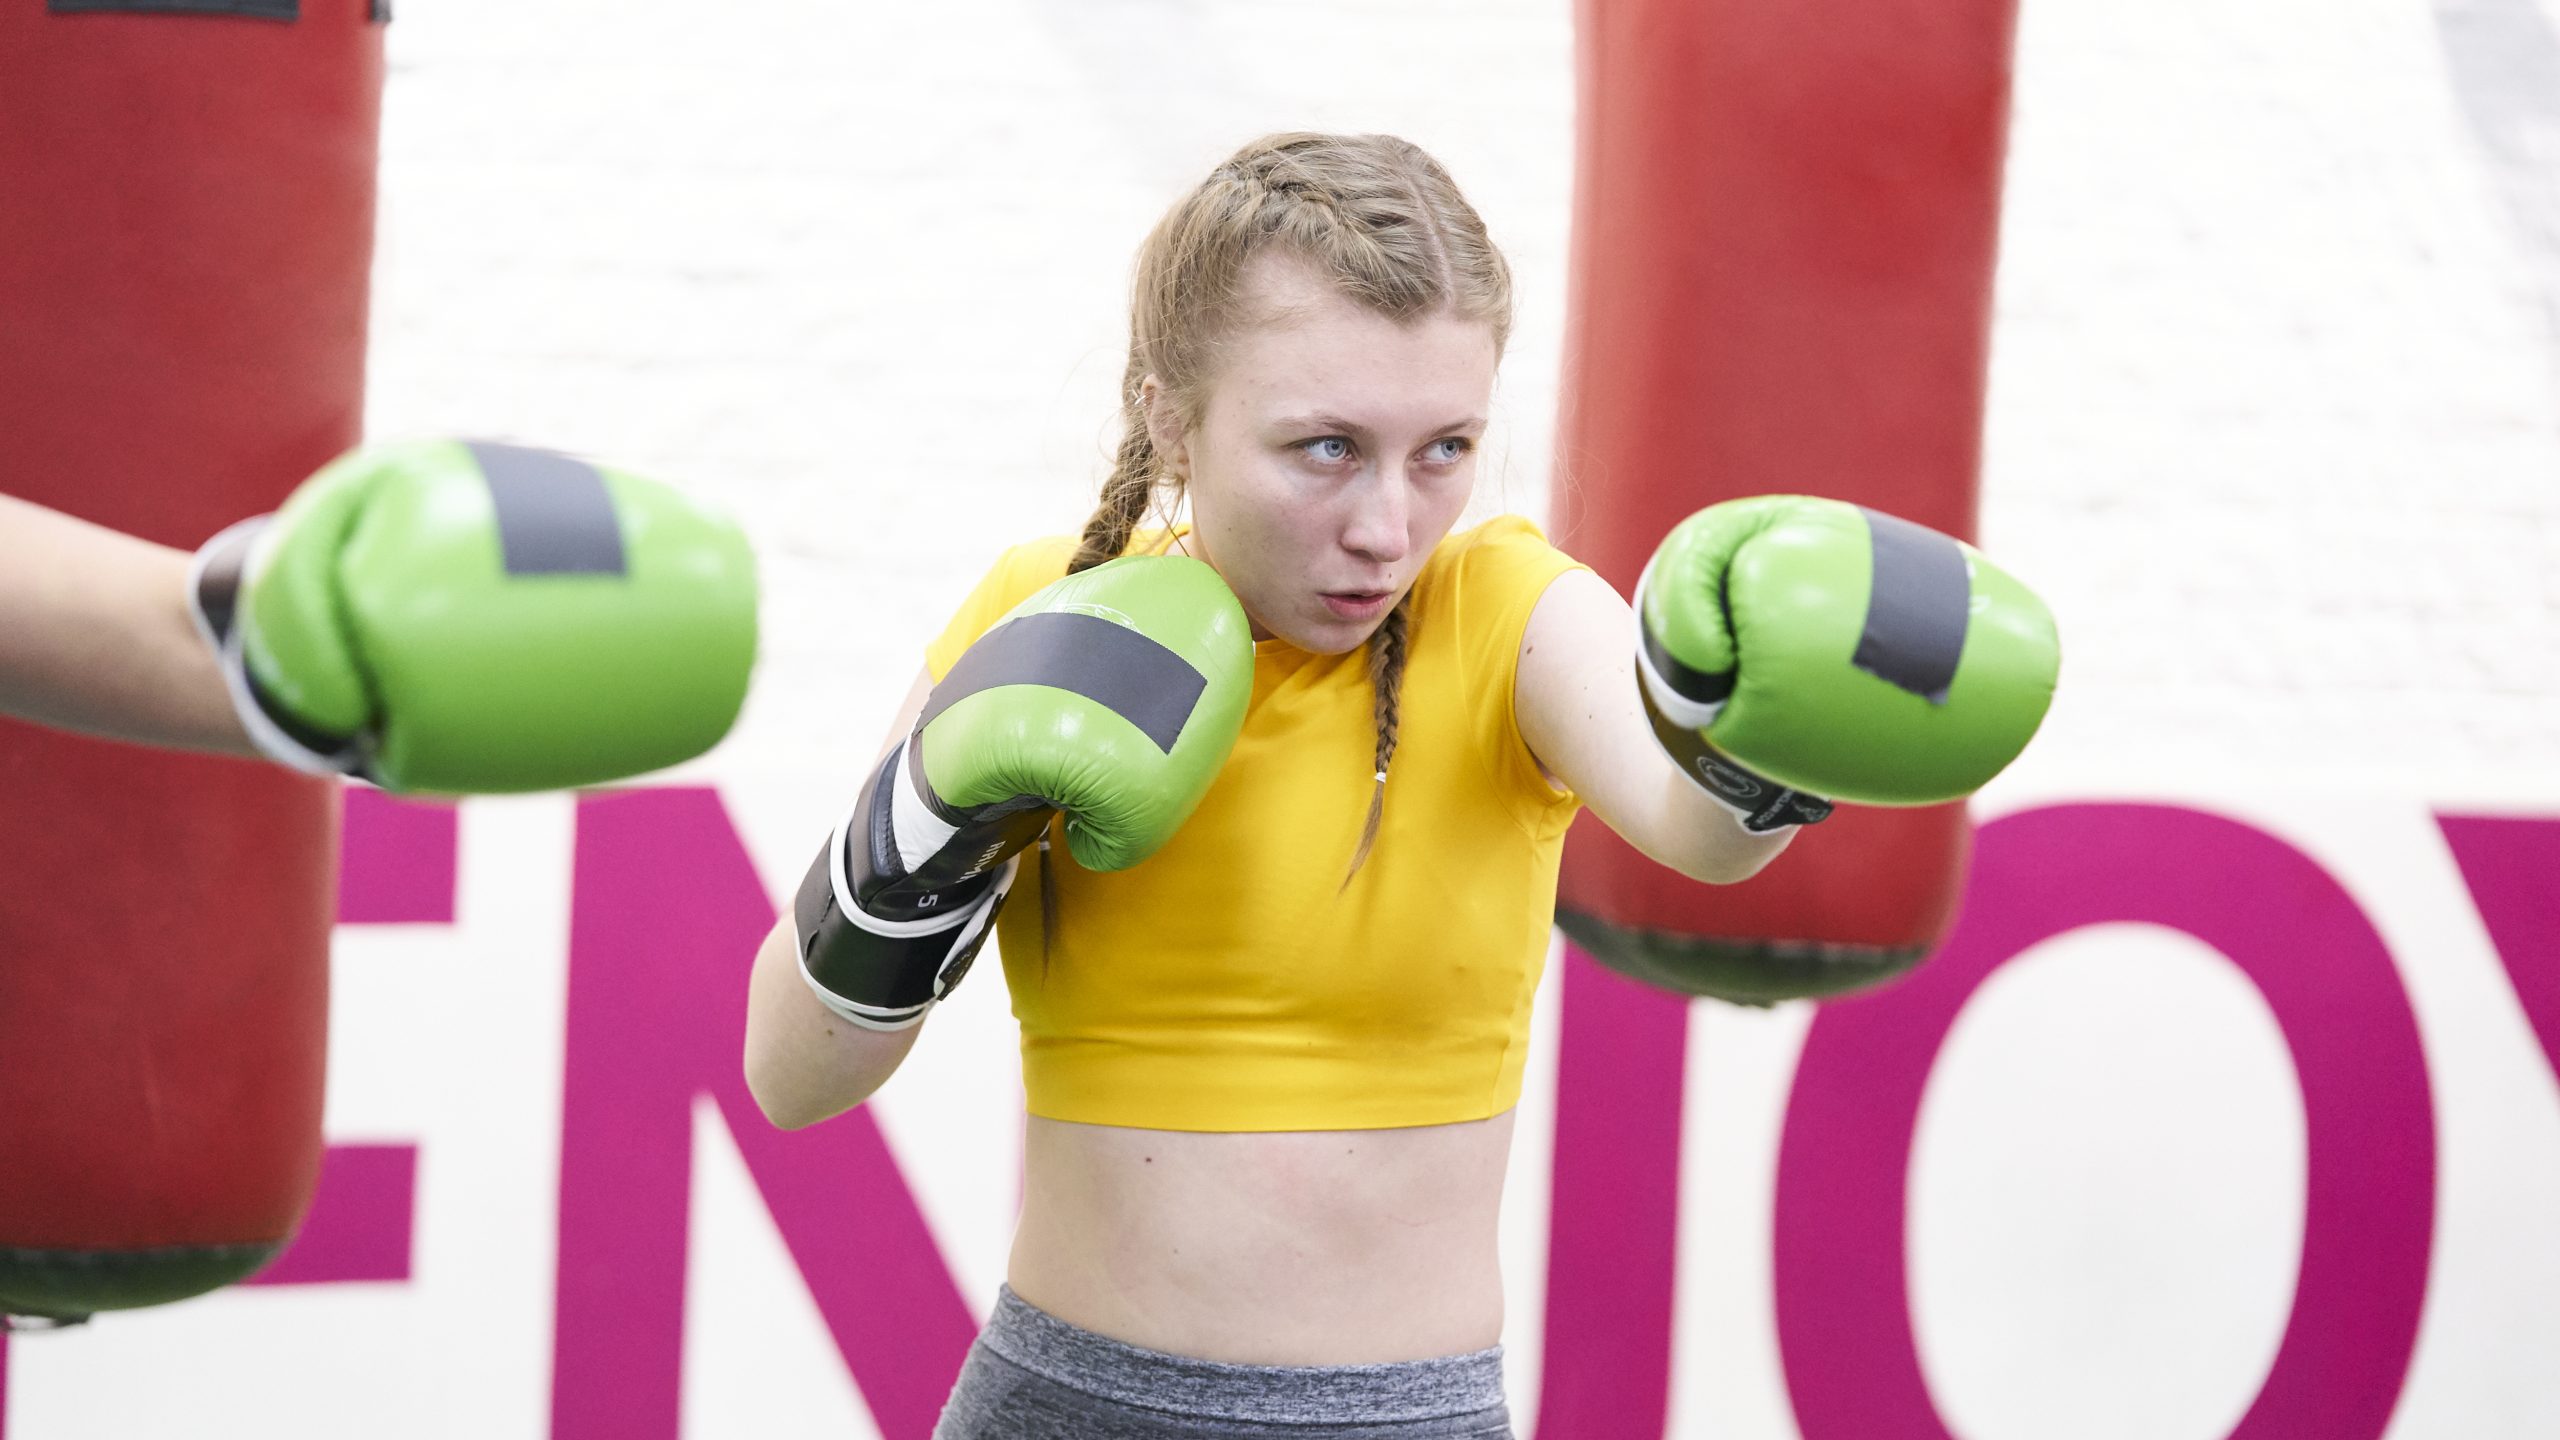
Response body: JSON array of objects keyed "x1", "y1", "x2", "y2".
[
  {"x1": 1218, "y1": 502, "x2": 1324, "y2": 583},
  {"x1": 1194, "y1": 455, "x2": 1299, "y2": 561},
  {"x1": 1416, "y1": 467, "x2": 1476, "y2": 539}
]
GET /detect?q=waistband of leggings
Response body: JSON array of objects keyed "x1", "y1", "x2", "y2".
[{"x1": 978, "y1": 1285, "x2": 1508, "y2": 1424}]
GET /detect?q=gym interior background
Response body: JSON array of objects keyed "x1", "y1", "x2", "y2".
[{"x1": 6, "y1": 0, "x2": 2558, "y2": 1435}]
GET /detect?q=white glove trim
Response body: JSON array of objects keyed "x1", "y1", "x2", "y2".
[
  {"x1": 1631, "y1": 554, "x2": 1729, "y2": 733},
  {"x1": 188, "y1": 515, "x2": 368, "y2": 781}
]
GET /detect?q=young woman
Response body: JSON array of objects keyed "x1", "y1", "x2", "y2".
[{"x1": 743, "y1": 131, "x2": 1823, "y2": 1439}]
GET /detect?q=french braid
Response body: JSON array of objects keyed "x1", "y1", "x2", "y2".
[{"x1": 1058, "y1": 132, "x2": 1512, "y2": 909}]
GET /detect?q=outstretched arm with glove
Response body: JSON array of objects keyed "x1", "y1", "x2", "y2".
[
  {"x1": 0, "y1": 492, "x2": 246, "y2": 757},
  {"x1": 1518, "y1": 494, "x2": 2059, "y2": 903},
  {"x1": 2, "y1": 437, "x2": 760, "y2": 794}
]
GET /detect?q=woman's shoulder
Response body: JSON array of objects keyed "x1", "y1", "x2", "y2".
[
  {"x1": 959, "y1": 526, "x2": 1200, "y2": 613},
  {"x1": 983, "y1": 533, "x2": 1082, "y2": 587},
  {"x1": 1398, "y1": 515, "x2": 1587, "y2": 683},
  {"x1": 1418, "y1": 513, "x2": 1584, "y2": 604},
  {"x1": 981, "y1": 525, "x2": 1188, "y2": 580},
  {"x1": 926, "y1": 528, "x2": 1196, "y2": 678},
  {"x1": 926, "y1": 534, "x2": 1080, "y2": 679}
]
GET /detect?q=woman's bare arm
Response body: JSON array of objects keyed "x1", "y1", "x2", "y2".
[
  {"x1": 1513, "y1": 567, "x2": 1796, "y2": 885},
  {"x1": 0, "y1": 494, "x2": 251, "y2": 756},
  {"x1": 743, "y1": 664, "x2": 937, "y2": 1129}
]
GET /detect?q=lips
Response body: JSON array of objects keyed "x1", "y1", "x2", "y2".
[{"x1": 1320, "y1": 589, "x2": 1394, "y2": 621}]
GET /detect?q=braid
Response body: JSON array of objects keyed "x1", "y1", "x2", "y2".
[
  {"x1": 1260, "y1": 166, "x2": 1412, "y2": 313},
  {"x1": 1071, "y1": 356, "x2": 1160, "y2": 576},
  {"x1": 1091, "y1": 132, "x2": 1513, "y2": 897},
  {"x1": 1050, "y1": 356, "x2": 1172, "y2": 966},
  {"x1": 1341, "y1": 597, "x2": 1412, "y2": 889}
]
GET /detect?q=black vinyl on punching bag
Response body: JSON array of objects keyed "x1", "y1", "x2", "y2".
[{"x1": 0, "y1": 0, "x2": 385, "y2": 1319}]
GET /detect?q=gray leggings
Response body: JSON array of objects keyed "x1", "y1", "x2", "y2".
[{"x1": 932, "y1": 1287, "x2": 1516, "y2": 1439}]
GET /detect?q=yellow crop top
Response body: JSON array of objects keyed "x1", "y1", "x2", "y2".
[{"x1": 923, "y1": 517, "x2": 1587, "y2": 1131}]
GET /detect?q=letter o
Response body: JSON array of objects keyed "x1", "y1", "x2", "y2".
[{"x1": 1774, "y1": 803, "x2": 2434, "y2": 1440}]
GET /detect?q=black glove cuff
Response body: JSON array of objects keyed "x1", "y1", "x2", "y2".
[
  {"x1": 1642, "y1": 680, "x2": 1833, "y2": 833},
  {"x1": 1698, "y1": 752, "x2": 1834, "y2": 833},
  {"x1": 186, "y1": 515, "x2": 375, "y2": 783},
  {"x1": 792, "y1": 813, "x2": 1012, "y2": 1032},
  {"x1": 788, "y1": 736, "x2": 1056, "y2": 1031}
]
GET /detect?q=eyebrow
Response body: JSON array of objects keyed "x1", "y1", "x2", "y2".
[{"x1": 1272, "y1": 412, "x2": 1489, "y2": 438}]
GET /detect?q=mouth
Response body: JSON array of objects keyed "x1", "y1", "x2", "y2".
[{"x1": 1319, "y1": 589, "x2": 1395, "y2": 621}]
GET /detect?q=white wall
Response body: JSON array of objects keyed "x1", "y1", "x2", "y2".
[
  {"x1": 356, "y1": 0, "x2": 2560, "y2": 810},
  {"x1": 362, "y1": 0, "x2": 1577, "y2": 809},
  {"x1": 1982, "y1": 0, "x2": 2560, "y2": 805}
]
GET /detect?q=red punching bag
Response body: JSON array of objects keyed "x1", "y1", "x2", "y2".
[
  {"x1": 1552, "y1": 0, "x2": 2022, "y2": 999},
  {"x1": 0, "y1": 0, "x2": 384, "y2": 1319}
]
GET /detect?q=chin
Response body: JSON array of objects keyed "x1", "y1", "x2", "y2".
[{"x1": 1287, "y1": 614, "x2": 1389, "y2": 657}]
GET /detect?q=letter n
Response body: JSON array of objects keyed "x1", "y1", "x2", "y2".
[{"x1": 552, "y1": 788, "x2": 975, "y2": 1439}]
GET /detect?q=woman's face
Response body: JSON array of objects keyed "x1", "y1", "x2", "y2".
[{"x1": 1148, "y1": 253, "x2": 1498, "y2": 654}]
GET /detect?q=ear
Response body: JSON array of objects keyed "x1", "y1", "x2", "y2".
[{"x1": 1138, "y1": 375, "x2": 1191, "y2": 480}]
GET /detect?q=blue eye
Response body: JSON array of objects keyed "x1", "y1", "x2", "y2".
[
  {"x1": 1426, "y1": 437, "x2": 1474, "y2": 463},
  {"x1": 1301, "y1": 436, "x2": 1354, "y2": 463}
]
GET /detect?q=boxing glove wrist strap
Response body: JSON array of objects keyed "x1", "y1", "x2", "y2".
[
  {"x1": 187, "y1": 516, "x2": 373, "y2": 782},
  {"x1": 791, "y1": 738, "x2": 1045, "y2": 1031},
  {"x1": 1639, "y1": 676, "x2": 1834, "y2": 834},
  {"x1": 1630, "y1": 572, "x2": 1831, "y2": 835},
  {"x1": 792, "y1": 833, "x2": 1012, "y2": 1031}
]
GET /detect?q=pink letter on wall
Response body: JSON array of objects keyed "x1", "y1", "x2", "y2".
[
  {"x1": 244, "y1": 791, "x2": 452, "y2": 1289},
  {"x1": 1533, "y1": 949, "x2": 1691, "y2": 1438},
  {"x1": 336, "y1": 788, "x2": 457, "y2": 925},
  {"x1": 1775, "y1": 803, "x2": 2435, "y2": 1440},
  {"x1": 2438, "y1": 814, "x2": 2560, "y2": 1093},
  {"x1": 243, "y1": 1144, "x2": 416, "y2": 1286},
  {"x1": 553, "y1": 788, "x2": 976, "y2": 1440}
]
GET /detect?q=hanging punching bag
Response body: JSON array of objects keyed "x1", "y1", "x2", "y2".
[
  {"x1": 1551, "y1": 0, "x2": 2022, "y2": 1000},
  {"x1": 0, "y1": 0, "x2": 385, "y2": 1320}
]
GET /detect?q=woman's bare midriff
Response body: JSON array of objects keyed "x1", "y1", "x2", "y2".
[{"x1": 1005, "y1": 1109, "x2": 1516, "y2": 1367}]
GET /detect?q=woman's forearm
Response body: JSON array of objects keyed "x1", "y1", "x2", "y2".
[
  {"x1": 743, "y1": 667, "x2": 941, "y2": 1128},
  {"x1": 0, "y1": 494, "x2": 253, "y2": 757},
  {"x1": 743, "y1": 914, "x2": 924, "y2": 1129}
]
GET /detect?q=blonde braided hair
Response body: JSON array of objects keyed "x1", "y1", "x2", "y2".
[{"x1": 1067, "y1": 132, "x2": 1512, "y2": 897}]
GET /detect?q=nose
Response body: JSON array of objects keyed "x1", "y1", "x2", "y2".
[{"x1": 1342, "y1": 465, "x2": 1411, "y2": 566}]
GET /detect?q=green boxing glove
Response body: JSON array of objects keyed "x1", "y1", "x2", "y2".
[
  {"x1": 190, "y1": 438, "x2": 759, "y2": 794},
  {"x1": 1637, "y1": 495, "x2": 2059, "y2": 829},
  {"x1": 794, "y1": 554, "x2": 1253, "y2": 1030}
]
